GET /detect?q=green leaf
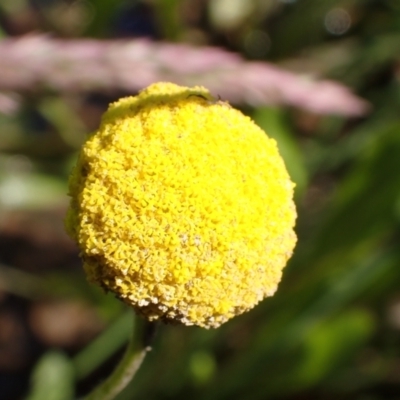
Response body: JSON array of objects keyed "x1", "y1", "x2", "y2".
[
  {"x1": 291, "y1": 309, "x2": 375, "y2": 390},
  {"x1": 0, "y1": 172, "x2": 66, "y2": 210},
  {"x1": 26, "y1": 351, "x2": 74, "y2": 400},
  {"x1": 73, "y1": 310, "x2": 133, "y2": 379},
  {"x1": 313, "y1": 122, "x2": 400, "y2": 258}
]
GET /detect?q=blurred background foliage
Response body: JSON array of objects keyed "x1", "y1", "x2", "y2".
[{"x1": 0, "y1": 0, "x2": 400, "y2": 399}]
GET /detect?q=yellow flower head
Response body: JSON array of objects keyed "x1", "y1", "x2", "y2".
[{"x1": 65, "y1": 82, "x2": 297, "y2": 328}]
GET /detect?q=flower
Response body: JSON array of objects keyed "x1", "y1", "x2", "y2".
[{"x1": 65, "y1": 82, "x2": 297, "y2": 328}]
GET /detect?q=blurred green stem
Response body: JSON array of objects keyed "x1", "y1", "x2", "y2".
[{"x1": 84, "y1": 313, "x2": 157, "y2": 400}]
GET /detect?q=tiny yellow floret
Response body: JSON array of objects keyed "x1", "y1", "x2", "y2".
[{"x1": 65, "y1": 82, "x2": 297, "y2": 328}]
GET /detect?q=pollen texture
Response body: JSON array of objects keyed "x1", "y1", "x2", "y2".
[{"x1": 65, "y1": 82, "x2": 297, "y2": 328}]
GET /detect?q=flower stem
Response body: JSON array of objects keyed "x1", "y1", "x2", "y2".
[{"x1": 84, "y1": 313, "x2": 158, "y2": 400}]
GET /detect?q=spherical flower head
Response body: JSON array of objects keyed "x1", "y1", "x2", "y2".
[{"x1": 65, "y1": 82, "x2": 297, "y2": 328}]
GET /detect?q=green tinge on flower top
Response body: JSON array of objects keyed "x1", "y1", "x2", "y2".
[{"x1": 65, "y1": 82, "x2": 297, "y2": 328}]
